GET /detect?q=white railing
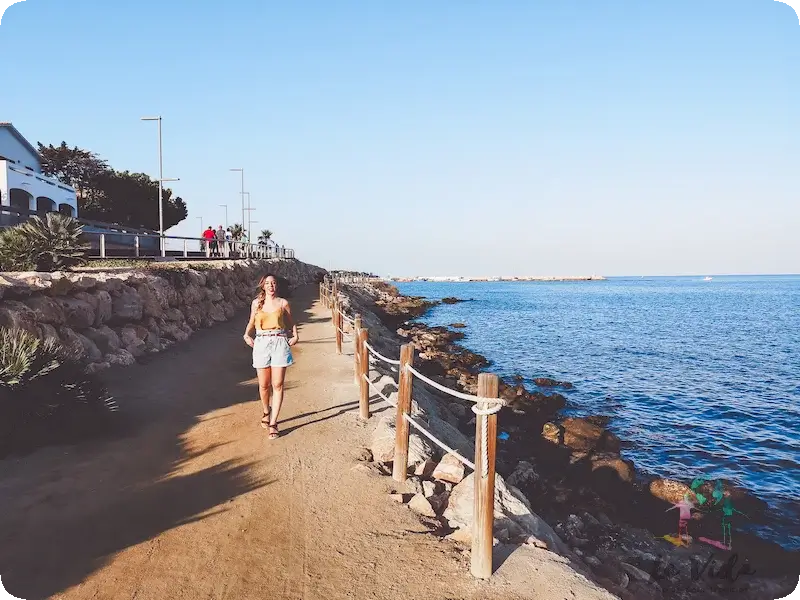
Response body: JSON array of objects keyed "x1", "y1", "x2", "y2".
[
  {"x1": 0, "y1": 206, "x2": 296, "y2": 260},
  {"x1": 82, "y1": 229, "x2": 296, "y2": 260}
]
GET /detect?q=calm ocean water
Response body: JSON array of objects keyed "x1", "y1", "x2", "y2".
[{"x1": 395, "y1": 276, "x2": 800, "y2": 549}]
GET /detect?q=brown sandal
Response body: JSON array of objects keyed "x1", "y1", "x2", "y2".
[
  {"x1": 261, "y1": 412, "x2": 270, "y2": 430},
  {"x1": 268, "y1": 424, "x2": 280, "y2": 440}
]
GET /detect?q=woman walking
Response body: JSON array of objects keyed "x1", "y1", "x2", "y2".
[{"x1": 243, "y1": 274, "x2": 298, "y2": 439}]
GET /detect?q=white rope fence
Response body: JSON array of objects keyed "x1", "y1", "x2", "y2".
[
  {"x1": 356, "y1": 339, "x2": 504, "y2": 480},
  {"x1": 321, "y1": 276, "x2": 502, "y2": 579},
  {"x1": 406, "y1": 364, "x2": 504, "y2": 478},
  {"x1": 363, "y1": 373, "x2": 396, "y2": 406},
  {"x1": 363, "y1": 341, "x2": 401, "y2": 366},
  {"x1": 402, "y1": 413, "x2": 476, "y2": 471}
]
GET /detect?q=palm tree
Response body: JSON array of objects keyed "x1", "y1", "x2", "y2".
[
  {"x1": 258, "y1": 229, "x2": 273, "y2": 246},
  {"x1": 229, "y1": 224, "x2": 244, "y2": 240}
]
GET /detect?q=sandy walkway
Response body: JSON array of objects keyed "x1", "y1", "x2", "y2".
[{"x1": 0, "y1": 285, "x2": 616, "y2": 600}]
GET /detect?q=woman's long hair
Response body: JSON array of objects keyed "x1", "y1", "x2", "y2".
[{"x1": 256, "y1": 274, "x2": 289, "y2": 311}]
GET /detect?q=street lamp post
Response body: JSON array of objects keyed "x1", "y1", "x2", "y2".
[
  {"x1": 229, "y1": 168, "x2": 244, "y2": 240},
  {"x1": 243, "y1": 192, "x2": 253, "y2": 242},
  {"x1": 141, "y1": 116, "x2": 179, "y2": 257}
]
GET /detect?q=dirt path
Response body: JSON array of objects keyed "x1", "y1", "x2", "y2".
[{"x1": 0, "y1": 285, "x2": 616, "y2": 600}]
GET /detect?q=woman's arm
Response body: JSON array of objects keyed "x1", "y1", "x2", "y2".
[
  {"x1": 284, "y1": 299, "x2": 299, "y2": 345},
  {"x1": 243, "y1": 299, "x2": 258, "y2": 346}
]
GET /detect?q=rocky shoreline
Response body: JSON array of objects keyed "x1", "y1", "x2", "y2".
[{"x1": 338, "y1": 279, "x2": 799, "y2": 600}]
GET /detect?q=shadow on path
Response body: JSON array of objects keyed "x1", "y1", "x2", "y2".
[{"x1": 0, "y1": 286, "x2": 318, "y2": 600}]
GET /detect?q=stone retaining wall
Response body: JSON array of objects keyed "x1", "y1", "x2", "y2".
[{"x1": 0, "y1": 259, "x2": 326, "y2": 373}]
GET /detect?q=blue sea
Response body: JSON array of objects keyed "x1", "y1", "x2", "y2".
[{"x1": 395, "y1": 276, "x2": 800, "y2": 550}]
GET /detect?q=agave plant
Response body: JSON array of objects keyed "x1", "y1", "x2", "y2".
[
  {"x1": 0, "y1": 227, "x2": 36, "y2": 271},
  {"x1": 13, "y1": 213, "x2": 88, "y2": 271},
  {"x1": 0, "y1": 328, "x2": 117, "y2": 422}
]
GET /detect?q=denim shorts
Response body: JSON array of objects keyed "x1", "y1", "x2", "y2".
[{"x1": 252, "y1": 333, "x2": 294, "y2": 369}]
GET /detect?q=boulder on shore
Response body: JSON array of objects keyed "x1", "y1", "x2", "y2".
[
  {"x1": 443, "y1": 473, "x2": 568, "y2": 553},
  {"x1": 432, "y1": 453, "x2": 465, "y2": 484},
  {"x1": 533, "y1": 377, "x2": 574, "y2": 389},
  {"x1": 561, "y1": 417, "x2": 621, "y2": 453},
  {"x1": 370, "y1": 415, "x2": 434, "y2": 467}
]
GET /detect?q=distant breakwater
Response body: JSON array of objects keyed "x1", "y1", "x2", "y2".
[{"x1": 390, "y1": 275, "x2": 605, "y2": 283}]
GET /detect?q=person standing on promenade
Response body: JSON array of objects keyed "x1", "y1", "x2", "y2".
[
  {"x1": 215, "y1": 225, "x2": 226, "y2": 257},
  {"x1": 242, "y1": 274, "x2": 298, "y2": 439},
  {"x1": 202, "y1": 226, "x2": 216, "y2": 255}
]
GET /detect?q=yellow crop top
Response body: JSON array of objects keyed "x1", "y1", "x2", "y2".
[{"x1": 255, "y1": 306, "x2": 286, "y2": 331}]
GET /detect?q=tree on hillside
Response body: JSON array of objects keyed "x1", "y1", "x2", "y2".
[
  {"x1": 38, "y1": 142, "x2": 108, "y2": 204},
  {"x1": 258, "y1": 229, "x2": 273, "y2": 245},
  {"x1": 37, "y1": 141, "x2": 188, "y2": 231},
  {"x1": 88, "y1": 170, "x2": 187, "y2": 230}
]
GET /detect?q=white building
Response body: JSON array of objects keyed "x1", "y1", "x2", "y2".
[{"x1": 0, "y1": 122, "x2": 78, "y2": 223}]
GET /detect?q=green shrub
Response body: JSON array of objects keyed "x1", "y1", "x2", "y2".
[
  {"x1": 0, "y1": 213, "x2": 87, "y2": 272},
  {"x1": 0, "y1": 328, "x2": 117, "y2": 455},
  {"x1": 0, "y1": 227, "x2": 36, "y2": 271}
]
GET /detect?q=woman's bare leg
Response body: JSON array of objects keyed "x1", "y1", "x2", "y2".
[
  {"x1": 269, "y1": 366, "x2": 287, "y2": 429},
  {"x1": 257, "y1": 367, "x2": 272, "y2": 427}
]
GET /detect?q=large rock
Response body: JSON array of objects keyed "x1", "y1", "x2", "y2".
[
  {"x1": 58, "y1": 297, "x2": 96, "y2": 329},
  {"x1": 649, "y1": 479, "x2": 694, "y2": 505},
  {"x1": 206, "y1": 287, "x2": 225, "y2": 302},
  {"x1": 92, "y1": 290, "x2": 113, "y2": 325},
  {"x1": 24, "y1": 295, "x2": 65, "y2": 325},
  {"x1": 112, "y1": 285, "x2": 143, "y2": 322},
  {"x1": 37, "y1": 323, "x2": 60, "y2": 342},
  {"x1": 0, "y1": 300, "x2": 39, "y2": 334},
  {"x1": 542, "y1": 422, "x2": 563, "y2": 444},
  {"x1": 208, "y1": 302, "x2": 226, "y2": 322},
  {"x1": 432, "y1": 453, "x2": 465, "y2": 484},
  {"x1": 59, "y1": 327, "x2": 103, "y2": 362},
  {"x1": 181, "y1": 283, "x2": 204, "y2": 306},
  {"x1": 164, "y1": 307, "x2": 185, "y2": 322},
  {"x1": 119, "y1": 325, "x2": 148, "y2": 357},
  {"x1": 84, "y1": 326, "x2": 122, "y2": 354},
  {"x1": 106, "y1": 349, "x2": 136, "y2": 366},
  {"x1": 590, "y1": 453, "x2": 635, "y2": 484},
  {"x1": 160, "y1": 321, "x2": 191, "y2": 342},
  {"x1": 408, "y1": 494, "x2": 437, "y2": 518},
  {"x1": 137, "y1": 283, "x2": 166, "y2": 318},
  {"x1": 562, "y1": 417, "x2": 621, "y2": 453},
  {"x1": 507, "y1": 461, "x2": 539, "y2": 489},
  {"x1": 443, "y1": 473, "x2": 568, "y2": 553},
  {"x1": 183, "y1": 304, "x2": 203, "y2": 329},
  {"x1": 370, "y1": 415, "x2": 434, "y2": 467}
]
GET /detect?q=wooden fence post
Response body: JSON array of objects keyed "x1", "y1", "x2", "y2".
[
  {"x1": 358, "y1": 327, "x2": 370, "y2": 420},
  {"x1": 392, "y1": 344, "x2": 414, "y2": 482},
  {"x1": 353, "y1": 315, "x2": 362, "y2": 386},
  {"x1": 335, "y1": 303, "x2": 343, "y2": 355},
  {"x1": 471, "y1": 373, "x2": 499, "y2": 580}
]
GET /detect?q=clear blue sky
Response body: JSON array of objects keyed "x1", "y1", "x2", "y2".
[{"x1": 1, "y1": 0, "x2": 798, "y2": 277}]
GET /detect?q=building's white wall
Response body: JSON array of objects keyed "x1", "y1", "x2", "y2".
[
  {"x1": 0, "y1": 129, "x2": 41, "y2": 172},
  {"x1": 3, "y1": 162, "x2": 77, "y2": 214},
  {"x1": 0, "y1": 162, "x2": 7, "y2": 206}
]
